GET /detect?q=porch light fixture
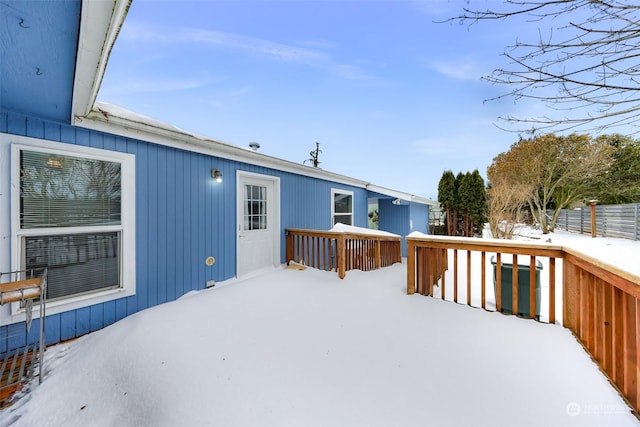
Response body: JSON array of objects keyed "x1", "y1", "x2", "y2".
[{"x1": 212, "y1": 169, "x2": 222, "y2": 183}]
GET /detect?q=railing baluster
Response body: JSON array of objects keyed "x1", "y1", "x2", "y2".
[
  {"x1": 622, "y1": 294, "x2": 638, "y2": 409},
  {"x1": 428, "y1": 248, "x2": 435, "y2": 297},
  {"x1": 587, "y1": 273, "x2": 596, "y2": 352},
  {"x1": 604, "y1": 282, "x2": 613, "y2": 378},
  {"x1": 326, "y1": 237, "x2": 330, "y2": 271},
  {"x1": 595, "y1": 278, "x2": 604, "y2": 364},
  {"x1": 512, "y1": 254, "x2": 519, "y2": 316},
  {"x1": 481, "y1": 251, "x2": 486, "y2": 309},
  {"x1": 630, "y1": 297, "x2": 640, "y2": 413},
  {"x1": 613, "y1": 287, "x2": 624, "y2": 388},
  {"x1": 530, "y1": 256, "x2": 536, "y2": 320},
  {"x1": 441, "y1": 248, "x2": 447, "y2": 300},
  {"x1": 453, "y1": 249, "x2": 458, "y2": 303},
  {"x1": 549, "y1": 258, "x2": 556, "y2": 324},
  {"x1": 580, "y1": 269, "x2": 588, "y2": 342},
  {"x1": 496, "y1": 253, "x2": 502, "y2": 313}
]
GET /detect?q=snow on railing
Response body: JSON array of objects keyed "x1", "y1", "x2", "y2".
[
  {"x1": 285, "y1": 224, "x2": 401, "y2": 279},
  {"x1": 406, "y1": 233, "x2": 640, "y2": 415}
]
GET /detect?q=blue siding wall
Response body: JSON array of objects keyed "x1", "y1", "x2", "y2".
[
  {"x1": 409, "y1": 202, "x2": 429, "y2": 235},
  {"x1": 378, "y1": 199, "x2": 409, "y2": 255},
  {"x1": 0, "y1": 110, "x2": 369, "y2": 350},
  {"x1": 378, "y1": 199, "x2": 429, "y2": 256}
]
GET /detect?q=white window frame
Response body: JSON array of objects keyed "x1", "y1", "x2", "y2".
[
  {"x1": 5, "y1": 136, "x2": 136, "y2": 323},
  {"x1": 331, "y1": 188, "x2": 354, "y2": 226}
]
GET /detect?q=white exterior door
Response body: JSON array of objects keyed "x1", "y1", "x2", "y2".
[{"x1": 236, "y1": 172, "x2": 280, "y2": 278}]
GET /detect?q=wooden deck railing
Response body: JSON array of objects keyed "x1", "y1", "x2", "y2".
[
  {"x1": 406, "y1": 234, "x2": 640, "y2": 414},
  {"x1": 285, "y1": 228, "x2": 402, "y2": 279}
]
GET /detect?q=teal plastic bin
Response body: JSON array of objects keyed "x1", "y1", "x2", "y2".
[{"x1": 491, "y1": 256, "x2": 542, "y2": 318}]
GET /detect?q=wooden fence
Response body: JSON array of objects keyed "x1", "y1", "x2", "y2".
[
  {"x1": 553, "y1": 203, "x2": 640, "y2": 240},
  {"x1": 406, "y1": 235, "x2": 640, "y2": 414},
  {"x1": 285, "y1": 228, "x2": 402, "y2": 279}
]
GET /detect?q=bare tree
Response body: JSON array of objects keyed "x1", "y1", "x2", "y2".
[
  {"x1": 304, "y1": 142, "x2": 322, "y2": 167},
  {"x1": 450, "y1": 1, "x2": 640, "y2": 134},
  {"x1": 486, "y1": 177, "x2": 532, "y2": 239}
]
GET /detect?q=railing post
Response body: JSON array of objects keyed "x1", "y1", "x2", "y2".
[
  {"x1": 337, "y1": 234, "x2": 346, "y2": 279},
  {"x1": 375, "y1": 240, "x2": 381, "y2": 269},
  {"x1": 285, "y1": 230, "x2": 293, "y2": 265},
  {"x1": 407, "y1": 239, "x2": 415, "y2": 295}
]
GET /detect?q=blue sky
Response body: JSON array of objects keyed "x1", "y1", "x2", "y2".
[{"x1": 98, "y1": 0, "x2": 545, "y2": 199}]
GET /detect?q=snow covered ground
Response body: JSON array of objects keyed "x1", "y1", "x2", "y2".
[{"x1": 1, "y1": 230, "x2": 639, "y2": 427}]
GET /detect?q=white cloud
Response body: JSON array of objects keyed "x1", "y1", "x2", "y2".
[
  {"x1": 180, "y1": 29, "x2": 330, "y2": 66},
  {"x1": 430, "y1": 57, "x2": 487, "y2": 81},
  {"x1": 115, "y1": 78, "x2": 207, "y2": 93},
  {"x1": 120, "y1": 21, "x2": 378, "y2": 82}
]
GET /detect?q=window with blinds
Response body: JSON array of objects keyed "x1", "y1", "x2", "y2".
[{"x1": 18, "y1": 149, "x2": 123, "y2": 302}]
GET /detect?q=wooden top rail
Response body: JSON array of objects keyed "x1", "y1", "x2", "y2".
[
  {"x1": 406, "y1": 234, "x2": 640, "y2": 295},
  {"x1": 0, "y1": 278, "x2": 42, "y2": 305},
  {"x1": 407, "y1": 234, "x2": 565, "y2": 258},
  {"x1": 286, "y1": 227, "x2": 402, "y2": 242},
  {"x1": 0, "y1": 278, "x2": 42, "y2": 293}
]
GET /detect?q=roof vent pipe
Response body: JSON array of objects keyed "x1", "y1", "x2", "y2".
[{"x1": 249, "y1": 142, "x2": 260, "y2": 151}]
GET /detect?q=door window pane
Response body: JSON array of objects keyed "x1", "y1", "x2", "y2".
[{"x1": 244, "y1": 184, "x2": 267, "y2": 231}]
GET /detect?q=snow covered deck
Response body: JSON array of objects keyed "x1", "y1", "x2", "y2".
[{"x1": 2, "y1": 261, "x2": 637, "y2": 426}]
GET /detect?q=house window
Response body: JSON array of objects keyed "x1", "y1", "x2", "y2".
[
  {"x1": 332, "y1": 189, "x2": 353, "y2": 226},
  {"x1": 12, "y1": 142, "x2": 135, "y2": 311}
]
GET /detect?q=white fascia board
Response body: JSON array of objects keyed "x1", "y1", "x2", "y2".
[
  {"x1": 71, "y1": 0, "x2": 131, "y2": 120},
  {"x1": 78, "y1": 108, "x2": 370, "y2": 188},
  {"x1": 366, "y1": 184, "x2": 434, "y2": 206}
]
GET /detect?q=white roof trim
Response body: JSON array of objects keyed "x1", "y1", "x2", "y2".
[
  {"x1": 71, "y1": 0, "x2": 131, "y2": 120},
  {"x1": 78, "y1": 103, "x2": 370, "y2": 188},
  {"x1": 366, "y1": 184, "x2": 435, "y2": 206}
]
